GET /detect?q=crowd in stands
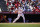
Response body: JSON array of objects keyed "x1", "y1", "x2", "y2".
[{"x1": 6, "y1": 0, "x2": 40, "y2": 13}]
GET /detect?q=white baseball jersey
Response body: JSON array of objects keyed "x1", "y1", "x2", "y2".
[{"x1": 18, "y1": 7, "x2": 23, "y2": 14}]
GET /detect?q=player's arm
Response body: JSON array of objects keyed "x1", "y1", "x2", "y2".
[{"x1": 13, "y1": 8, "x2": 18, "y2": 13}]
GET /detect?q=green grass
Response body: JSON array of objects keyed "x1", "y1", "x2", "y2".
[{"x1": 0, "y1": 23, "x2": 40, "y2": 27}]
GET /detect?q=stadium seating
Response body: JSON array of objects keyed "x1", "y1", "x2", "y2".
[{"x1": 0, "y1": 0, "x2": 8, "y2": 11}]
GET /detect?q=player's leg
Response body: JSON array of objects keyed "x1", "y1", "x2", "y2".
[
  {"x1": 13, "y1": 14, "x2": 20, "y2": 23},
  {"x1": 22, "y1": 14, "x2": 25, "y2": 23}
]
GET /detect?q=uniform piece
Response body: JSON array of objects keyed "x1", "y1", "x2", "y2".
[{"x1": 13, "y1": 7, "x2": 25, "y2": 23}]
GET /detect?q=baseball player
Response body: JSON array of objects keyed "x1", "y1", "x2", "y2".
[{"x1": 13, "y1": 7, "x2": 25, "y2": 23}]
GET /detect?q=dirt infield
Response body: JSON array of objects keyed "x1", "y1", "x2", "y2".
[{"x1": 0, "y1": 23, "x2": 40, "y2": 24}]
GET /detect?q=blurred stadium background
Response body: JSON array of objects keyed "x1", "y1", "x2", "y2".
[{"x1": 0, "y1": 0, "x2": 40, "y2": 27}]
